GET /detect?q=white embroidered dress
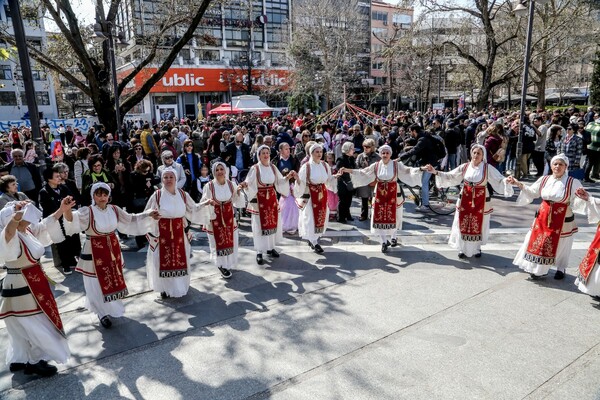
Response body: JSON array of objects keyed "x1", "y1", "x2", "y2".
[
  {"x1": 0, "y1": 218, "x2": 70, "y2": 365},
  {"x1": 513, "y1": 175, "x2": 585, "y2": 276},
  {"x1": 435, "y1": 162, "x2": 514, "y2": 256},
  {"x1": 144, "y1": 189, "x2": 204, "y2": 298},
  {"x1": 293, "y1": 160, "x2": 338, "y2": 243},
  {"x1": 65, "y1": 206, "x2": 155, "y2": 317},
  {"x1": 575, "y1": 196, "x2": 600, "y2": 296},
  {"x1": 350, "y1": 161, "x2": 422, "y2": 241},
  {"x1": 199, "y1": 179, "x2": 246, "y2": 269},
  {"x1": 244, "y1": 163, "x2": 290, "y2": 253}
]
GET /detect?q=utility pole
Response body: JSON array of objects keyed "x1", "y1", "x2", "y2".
[{"x1": 8, "y1": 0, "x2": 45, "y2": 168}]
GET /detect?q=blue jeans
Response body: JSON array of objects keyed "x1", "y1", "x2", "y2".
[
  {"x1": 421, "y1": 171, "x2": 432, "y2": 206},
  {"x1": 447, "y1": 153, "x2": 457, "y2": 171}
]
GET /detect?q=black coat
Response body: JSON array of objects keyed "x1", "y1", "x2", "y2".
[
  {"x1": 336, "y1": 154, "x2": 356, "y2": 194},
  {"x1": 38, "y1": 183, "x2": 74, "y2": 218},
  {"x1": 223, "y1": 142, "x2": 251, "y2": 171}
]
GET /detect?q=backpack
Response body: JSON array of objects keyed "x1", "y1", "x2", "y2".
[{"x1": 429, "y1": 135, "x2": 446, "y2": 161}]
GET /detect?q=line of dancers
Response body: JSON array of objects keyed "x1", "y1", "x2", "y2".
[{"x1": 2, "y1": 144, "x2": 600, "y2": 377}]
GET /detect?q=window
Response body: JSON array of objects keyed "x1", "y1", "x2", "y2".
[
  {"x1": 372, "y1": 11, "x2": 388, "y2": 25},
  {"x1": 372, "y1": 27, "x2": 387, "y2": 37},
  {"x1": 153, "y1": 95, "x2": 177, "y2": 105},
  {"x1": 0, "y1": 92, "x2": 16, "y2": 105},
  {"x1": 374, "y1": 77, "x2": 387, "y2": 85},
  {"x1": 0, "y1": 65, "x2": 12, "y2": 80},
  {"x1": 31, "y1": 69, "x2": 46, "y2": 80},
  {"x1": 20, "y1": 91, "x2": 50, "y2": 106},
  {"x1": 372, "y1": 62, "x2": 383, "y2": 70},
  {"x1": 393, "y1": 14, "x2": 412, "y2": 25},
  {"x1": 371, "y1": 44, "x2": 383, "y2": 54},
  {"x1": 197, "y1": 50, "x2": 220, "y2": 61}
]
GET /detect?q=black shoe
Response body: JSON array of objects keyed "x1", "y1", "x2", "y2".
[
  {"x1": 314, "y1": 244, "x2": 324, "y2": 254},
  {"x1": 554, "y1": 270, "x2": 565, "y2": 280},
  {"x1": 381, "y1": 242, "x2": 389, "y2": 253},
  {"x1": 160, "y1": 291, "x2": 170, "y2": 299},
  {"x1": 218, "y1": 267, "x2": 232, "y2": 279},
  {"x1": 63, "y1": 266, "x2": 73, "y2": 275},
  {"x1": 267, "y1": 249, "x2": 280, "y2": 258},
  {"x1": 24, "y1": 360, "x2": 57, "y2": 377},
  {"x1": 474, "y1": 251, "x2": 482, "y2": 258},
  {"x1": 308, "y1": 241, "x2": 315, "y2": 250},
  {"x1": 584, "y1": 178, "x2": 595, "y2": 183},
  {"x1": 9, "y1": 363, "x2": 26, "y2": 372},
  {"x1": 458, "y1": 252, "x2": 467, "y2": 259},
  {"x1": 390, "y1": 238, "x2": 398, "y2": 247},
  {"x1": 100, "y1": 316, "x2": 112, "y2": 328},
  {"x1": 256, "y1": 254, "x2": 264, "y2": 265},
  {"x1": 346, "y1": 216, "x2": 354, "y2": 221},
  {"x1": 337, "y1": 218, "x2": 347, "y2": 223},
  {"x1": 529, "y1": 273, "x2": 541, "y2": 280}
]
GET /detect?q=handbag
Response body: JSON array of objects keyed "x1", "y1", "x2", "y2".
[{"x1": 344, "y1": 179, "x2": 354, "y2": 192}]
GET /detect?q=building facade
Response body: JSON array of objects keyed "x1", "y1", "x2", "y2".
[
  {"x1": 116, "y1": 0, "x2": 291, "y2": 122},
  {"x1": 0, "y1": 0, "x2": 59, "y2": 122}
]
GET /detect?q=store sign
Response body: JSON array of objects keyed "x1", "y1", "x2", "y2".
[{"x1": 124, "y1": 67, "x2": 289, "y2": 93}]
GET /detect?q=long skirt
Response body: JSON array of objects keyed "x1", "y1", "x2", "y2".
[
  {"x1": 207, "y1": 229, "x2": 239, "y2": 269},
  {"x1": 279, "y1": 194, "x2": 299, "y2": 233},
  {"x1": 371, "y1": 207, "x2": 404, "y2": 244},
  {"x1": 513, "y1": 231, "x2": 575, "y2": 276},
  {"x1": 83, "y1": 275, "x2": 125, "y2": 318},
  {"x1": 250, "y1": 212, "x2": 283, "y2": 253},
  {"x1": 5, "y1": 314, "x2": 70, "y2": 365},
  {"x1": 146, "y1": 238, "x2": 191, "y2": 298},
  {"x1": 298, "y1": 199, "x2": 330, "y2": 243},
  {"x1": 448, "y1": 208, "x2": 491, "y2": 257}
]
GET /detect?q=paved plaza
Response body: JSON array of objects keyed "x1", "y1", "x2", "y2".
[{"x1": 2, "y1": 188, "x2": 600, "y2": 399}]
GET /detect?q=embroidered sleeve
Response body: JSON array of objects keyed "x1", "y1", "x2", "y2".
[{"x1": 435, "y1": 164, "x2": 465, "y2": 188}]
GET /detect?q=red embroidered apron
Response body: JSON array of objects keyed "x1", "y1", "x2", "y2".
[
  {"x1": 208, "y1": 181, "x2": 235, "y2": 256},
  {"x1": 458, "y1": 164, "x2": 487, "y2": 242},
  {"x1": 307, "y1": 163, "x2": 328, "y2": 234},
  {"x1": 154, "y1": 190, "x2": 189, "y2": 277},
  {"x1": 373, "y1": 161, "x2": 398, "y2": 230},
  {"x1": 89, "y1": 206, "x2": 128, "y2": 302},
  {"x1": 20, "y1": 241, "x2": 65, "y2": 337},
  {"x1": 524, "y1": 176, "x2": 573, "y2": 265},
  {"x1": 256, "y1": 164, "x2": 279, "y2": 236},
  {"x1": 578, "y1": 224, "x2": 600, "y2": 284}
]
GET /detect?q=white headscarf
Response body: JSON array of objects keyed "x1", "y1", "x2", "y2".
[
  {"x1": 470, "y1": 144, "x2": 487, "y2": 164},
  {"x1": 551, "y1": 153, "x2": 570, "y2": 167},
  {"x1": 90, "y1": 182, "x2": 111, "y2": 206},
  {"x1": 211, "y1": 161, "x2": 230, "y2": 179},
  {"x1": 161, "y1": 166, "x2": 179, "y2": 181},
  {"x1": 309, "y1": 143, "x2": 323, "y2": 155},
  {"x1": 378, "y1": 144, "x2": 392, "y2": 155}
]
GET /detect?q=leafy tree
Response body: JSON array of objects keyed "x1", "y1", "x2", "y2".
[{"x1": 591, "y1": 48, "x2": 600, "y2": 107}]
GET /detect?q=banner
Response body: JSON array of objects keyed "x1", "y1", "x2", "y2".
[{"x1": 0, "y1": 117, "x2": 98, "y2": 134}]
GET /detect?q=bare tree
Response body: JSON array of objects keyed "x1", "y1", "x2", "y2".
[
  {"x1": 0, "y1": 0, "x2": 214, "y2": 134},
  {"x1": 420, "y1": 0, "x2": 522, "y2": 109},
  {"x1": 289, "y1": 0, "x2": 369, "y2": 110}
]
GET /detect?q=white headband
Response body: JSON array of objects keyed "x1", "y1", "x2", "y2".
[
  {"x1": 551, "y1": 153, "x2": 569, "y2": 167},
  {"x1": 90, "y1": 182, "x2": 111, "y2": 205},
  {"x1": 378, "y1": 144, "x2": 392, "y2": 155},
  {"x1": 256, "y1": 144, "x2": 271, "y2": 157},
  {"x1": 211, "y1": 161, "x2": 229, "y2": 178},
  {"x1": 309, "y1": 143, "x2": 324, "y2": 155}
]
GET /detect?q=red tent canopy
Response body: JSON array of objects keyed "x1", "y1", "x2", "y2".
[{"x1": 208, "y1": 104, "x2": 243, "y2": 115}]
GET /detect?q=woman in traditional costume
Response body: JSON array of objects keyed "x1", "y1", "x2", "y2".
[
  {"x1": 425, "y1": 144, "x2": 514, "y2": 258},
  {"x1": 63, "y1": 183, "x2": 159, "y2": 328},
  {"x1": 342, "y1": 144, "x2": 423, "y2": 253},
  {"x1": 239, "y1": 145, "x2": 293, "y2": 265},
  {"x1": 0, "y1": 200, "x2": 72, "y2": 377},
  {"x1": 507, "y1": 154, "x2": 586, "y2": 280},
  {"x1": 199, "y1": 161, "x2": 246, "y2": 278},
  {"x1": 573, "y1": 188, "x2": 600, "y2": 298},
  {"x1": 293, "y1": 143, "x2": 338, "y2": 253},
  {"x1": 145, "y1": 167, "x2": 204, "y2": 298}
]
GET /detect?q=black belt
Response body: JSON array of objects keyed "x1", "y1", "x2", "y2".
[
  {"x1": 301, "y1": 194, "x2": 310, "y2": 199},
  {"x1": 3, "y1": 268, "x2": 21, "y2": 275},
  {"x1": 565, "y1": 215, "x2": 575, "y2": 222},
  {"x1": 1, "y1": 286, "x2": 31, "y2": 297},
  {"x1": 80, "y1": 253, "x2": 93, "y2": 261}
]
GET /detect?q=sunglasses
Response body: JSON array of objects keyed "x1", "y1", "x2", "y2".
[{"x1": 164, "y1": 156, "x2": 173, "y2": 160}]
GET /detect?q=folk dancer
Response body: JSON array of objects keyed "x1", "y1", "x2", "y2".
[
  {"x1": 573, "y1": 188, "x2": 600, "y2": 299},
  {"x1": 425, "y1": 144, "x2": 514, "y2": 258}
]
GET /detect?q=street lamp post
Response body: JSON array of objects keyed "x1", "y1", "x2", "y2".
[
  {"x1": 513, "y1": 0, "x2": 549, "y2": 179},
  {"x1": 426, "y1": 63, "x2": 443, "y2": 110},
  {"x1": 93, "y1": 22, "x2": 128, "y2": 139},
  {"x1": 219, "y1": 72, "x2": 234, "y2": 114}
]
